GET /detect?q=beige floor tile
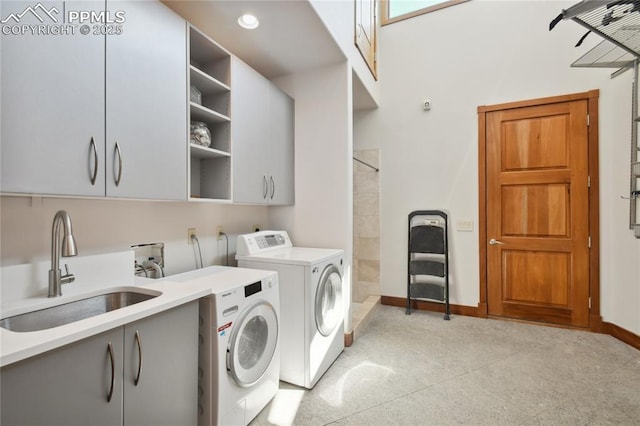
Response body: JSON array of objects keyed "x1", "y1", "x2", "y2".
[{"x1": 250, "y1": 305, "x2": 640, "y2": 426}]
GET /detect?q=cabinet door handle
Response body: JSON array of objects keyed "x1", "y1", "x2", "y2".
[
  {"x1": 114, "y1": 142, "x2": 123, "y2": 187},
  {"x1": 263, "y1": 176, "x2": 268, "y2": 199},
  {"x1": 270, "y1": 176, "x2": 275, "y2": 200},
  {"x1": 134, "y1": 330, "x2": 143, "y2": 386},
  {"x1": 107, "y1": 342, "x2": 115, "y2": 403},
  {"x1": 89, "y1": 137, "x2": 98, "y2": 185}
]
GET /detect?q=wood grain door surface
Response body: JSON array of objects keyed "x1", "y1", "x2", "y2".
[{"x1": 485, "y1": 99, "x2": 590, "y2": 327}]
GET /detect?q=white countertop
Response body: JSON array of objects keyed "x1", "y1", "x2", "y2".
[{"x1": 0, "y1": 266, "x2": 275, "y2": 367}]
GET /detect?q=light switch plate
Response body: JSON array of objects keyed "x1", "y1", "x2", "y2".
[{"x1": 456, "y1": 220, "x2": 474, "y2": 232}]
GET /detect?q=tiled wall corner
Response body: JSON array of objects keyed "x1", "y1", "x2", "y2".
[{"x1": 353, "y1": 149, "x2": 381, "y2": 303}]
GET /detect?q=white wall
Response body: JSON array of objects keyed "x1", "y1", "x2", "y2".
[
  {"x1": 354, "y1": 0, "x2": 640, "y2": 334},
  {"x1": 310, "y1": 0, "x2": 379, "y2": 106},
  {"x1": 0, "y1": 196, "x2": 269, "y2": 275},
  {"x1": 270, "y1": 61, "x2": 354, "y2": 331}
]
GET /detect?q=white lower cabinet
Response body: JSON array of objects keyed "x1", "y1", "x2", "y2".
[
  {"x1": 0, "y1": 301, "x2": 198, "y2": 426},
  {"x1": 1, "y1": 327, "x2": 124, "y2": 425},
  {"x1": 123, "y1": 301, "x2": 198, "y2": 425}
]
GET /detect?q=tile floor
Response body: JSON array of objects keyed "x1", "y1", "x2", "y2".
[{"x1": 251, "y1": 305, "x2": 640, "y2": 425}]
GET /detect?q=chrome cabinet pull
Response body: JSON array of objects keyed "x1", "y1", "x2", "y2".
[
  {"x1": 107, "y1": 342, "x2": 115, "y2": 403},
  {"x1": 489, "y1": 238, "x2": 505, "y2": 245},
  {"x1": 263, "y1": 176, "x2": 268, "y2": 199},
  {"x1": 270, "y1": 176, "x2": 275, "y2": 200},
  {"x1": 89, "y1": 137, "x2": 98, "y2": 185},
  {"x1": 134, "y1": 330, "x2": 142, "y2": 386},
  {"x1": 114, "y1": 142, "x2": 123, "y2": 187}
]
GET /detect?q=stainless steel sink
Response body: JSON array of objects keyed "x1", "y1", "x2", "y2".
[{"x1": 0, "y1": 291, "x2": 159, "y2": 332}]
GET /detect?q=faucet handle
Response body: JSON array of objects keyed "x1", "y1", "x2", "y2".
[{"x1": 61, "y1": 263, "x2": 75, "y2": 285}]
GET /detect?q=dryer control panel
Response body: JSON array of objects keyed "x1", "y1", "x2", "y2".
[{"x1": 237, "y1": 230, "x2": 293, "y2": 255}]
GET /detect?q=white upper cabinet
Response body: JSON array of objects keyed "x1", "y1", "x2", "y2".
[
  {"x1": 230, "y1": 59, "x2": 269, "y2": 204},
  {"x1": 0, "y1": 1, "x2": 106, "y2": 197},
  {"x1": 106, "y1": 0, "x2": 187, "y2": 200},
  {"x1": 231, "y1": 58, "x2": 294, "y2": 205},
  {"x1": 268, "y1": 84, "x2": 295, "y2": 205},
  {"x1": 0, "y1": 0, "x2": 187, "y2": 200}
]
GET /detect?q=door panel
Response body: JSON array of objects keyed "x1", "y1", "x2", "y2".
[
  {"x1": 0, "y1": 0, "x2": 105, "y2": 196},
  {"x1": 268, "y1": 82, "x2": 295, "y2": 205},
  {"x1": 502, "y1": 251, "x2": 570, "y2": 306},
  {"x1": 503, "y1": 115, "x2": 569, "y2": 170},
  {"x1": 106, "y1": 0, "x2": 187, "y2": 200},
  {"x1": 123, "y1": 302, "x2": 198, "y2": 425},
  {"x1": 231, "y1": 58, "x2": 269, "y2": 204},
  {"x1": 486, "y1": 100, "x2": 590, "y2": 327},
  {"x1": 501, "y1": 184, "x2": 570, "y2": 236}
]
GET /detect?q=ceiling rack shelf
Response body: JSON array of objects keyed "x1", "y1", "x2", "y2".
[{"x1": 551, "y1": 1, "x2": 640, "y2": 238}]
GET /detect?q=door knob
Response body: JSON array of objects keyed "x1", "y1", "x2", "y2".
[{"x1": 489, "y1": 238, "x2": 505, "y2": 245}]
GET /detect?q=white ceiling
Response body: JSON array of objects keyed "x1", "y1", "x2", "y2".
[{"x1": 162, "y1": 0, "x2": 346, "y2": 79}]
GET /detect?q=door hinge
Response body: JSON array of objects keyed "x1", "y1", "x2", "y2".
[
  {"x1": 587, "y1": 114, "x2": 590, "y2": 126},
  {"x1": 588, "y1": 297, "x2": 592, "y2": 309},
  {"x1": 588, "y1": 175, "x2": 591, "y2": 188},
  {"x1": 588, "y1": 236, "x2": 592, "y2": 248}
]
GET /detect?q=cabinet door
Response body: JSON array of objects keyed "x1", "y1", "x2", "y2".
[
  {"x1": 0, "y1": 1, "x2": 105, "y2": 196},
  {"x1": 106, "y1": 0, "x2": 187, "y2": 200},
  {"x1": 268, "y1": 84, "x2": 295, "y2": 205},
  {"x1": 231, "y1": 58, "x2": 269, "y2": 204},
  {"x1": 123, "y1": 301, "x2": 198, "y2": 425},
  {"x1": 1, "y1": 328, "x2": 124, "y2": 425}
]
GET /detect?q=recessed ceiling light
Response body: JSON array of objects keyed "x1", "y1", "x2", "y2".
[{"x1": 238, "y1": 14, "x2": 259, "y2": 30}]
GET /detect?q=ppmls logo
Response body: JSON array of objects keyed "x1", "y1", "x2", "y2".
[
  {"x1": 1, "y1": 2, "x2": 60, "y2": 24},
  {"x1": 1, "y1": 2, "x2": 125, "y2": 36}
]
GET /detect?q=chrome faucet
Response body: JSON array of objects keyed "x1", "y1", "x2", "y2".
[{"x1": 48, "y1": 210, "x2": 78, "y2": 297}]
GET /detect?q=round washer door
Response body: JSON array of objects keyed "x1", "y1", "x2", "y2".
[
  {"x1": 315, "y1": 263, "x2": 343, "y2": 337},
  {"x1": 226, "y1": 300, "x2": 278, "y2": 388}
]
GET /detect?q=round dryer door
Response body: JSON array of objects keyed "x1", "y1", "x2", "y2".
[
  {"x1": 226, "y1": 300, "x2": 278, "y2": 388},
  {"x1": 315, "y1": 264, "x2": 343, "y2": 337}
]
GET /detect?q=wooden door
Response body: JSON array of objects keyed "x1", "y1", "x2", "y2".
[{"x1": 482, "y1": 96, "x2": 592, "y2": 327}]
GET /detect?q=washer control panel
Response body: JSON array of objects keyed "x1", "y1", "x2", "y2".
[
  {"x1": 237, "y1": 230, "x2": 292, "y2": 255},
  {"x1": 256, "y1": 233, "x2": 286, "y2": 249}
]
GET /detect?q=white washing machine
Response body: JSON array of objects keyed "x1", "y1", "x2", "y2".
[
  {"x1": 236, "y1": 231, "x2": 344, "y2": 389},
  {"x1": 169, "y1": 266, "x2": 280, "y2": 426}
]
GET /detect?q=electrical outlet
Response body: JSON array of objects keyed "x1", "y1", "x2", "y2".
[
  {"x1": 187, "y1": 228, "x2": 197, "y2": 244},
  {"x1": 216, "y1": 226, "x2": 223, "y2": 240},
  {"x1": 252, "y1": 224, "x2": 261, "y2": 232}
]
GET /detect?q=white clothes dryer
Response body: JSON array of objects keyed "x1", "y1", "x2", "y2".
[
  {"x1": 236, "y1": 231, "x2": 344, "y2": 389},
  {"x1": 169, "y1": 266, "x2": 280, "y2": 426}
]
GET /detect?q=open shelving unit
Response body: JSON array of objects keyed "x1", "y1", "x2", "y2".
[{"x1": 187, "y1": 25, "x2": 232, "y2": 201}]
